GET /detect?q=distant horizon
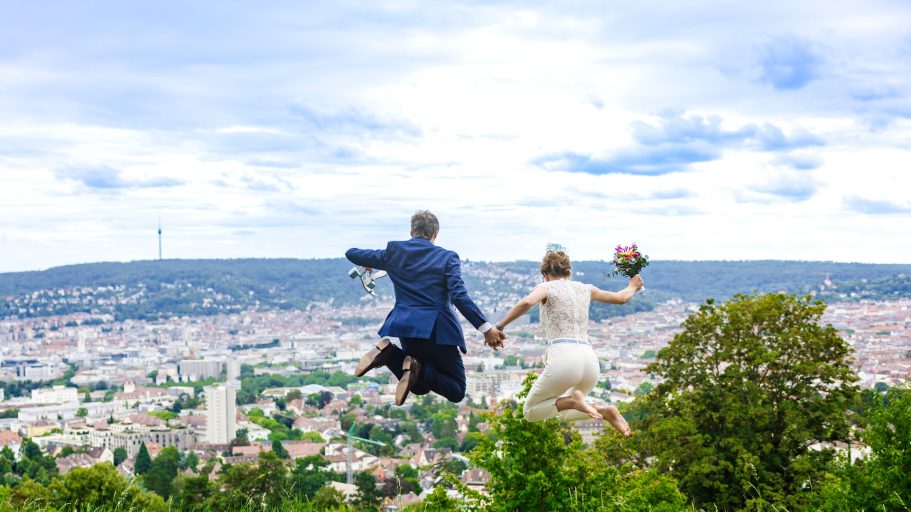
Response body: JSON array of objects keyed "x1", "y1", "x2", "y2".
[{"x1": 3, "y1": 255, "x2": 911, "y2": 276}]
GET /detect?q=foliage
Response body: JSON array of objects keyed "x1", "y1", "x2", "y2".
[
  {"x1": 6, "y1": 462, "x2": 166, "y2": 511},
  {"x1": 289, "y1": 455, "x2": 335, "y2": 500},
  {"x1": 3, "y1": 439, "x2": 58, "y2": 486},
  {"x1": 394, "y1": 463, "x2": 421, "y2": 494},
  {"x1": 306, "y1": 391, "x2": 333, "y2": 409},
  {"x1": 172, "y1": 473, "x2": 214, "y2": 511},
  {"x1": 0, "y1": 258, "x2": 382, "y2": 321},
  {"x1": 5, "y1": 258, "x2": 910, "y2": 322},
  {"x1": 312, "y1": 485, "x2": 348, "y2": 510},
  {"x1": 112, "y1": 447, "x2": 127, "y2": 467},
  {"x1": 405, "y1": 485, "x2": 460, "y2": 511},
  {"x1": 246, "y1": 409, "x2": 308, "y2": 442},
  {"x1": 134, "y1": 442, "x2": 152, "y2": 475},
  {"x1": 353, "y1": 471, "x2": 382, "y2": 511},
  {"x1": 636, "y1": 293, "x2": 858, "y2": 511},
  {"x1": 470, "y1": 372, "x2": 689, "y2": 512},
  {"x1": 237, "y1": 370, "x2": 382, "y2": 404},
  {"x1": 207, "y1": 451, "x2": 288, "y2": 510},
  {"x1": 181, "y1": 450, "x2": 199, "y2": 471},
  {"x1": 144, "y1": 446, "x2": 180, "y2": 499},
  {"x1": 272, "y1": 439, "x2": 290, "y2": 460},
  {"x1": 148, "y1": 409, "x2": 178, "y2": 421},
  {"x1": 817, "y1": 386, "x2": 911, "y2": 511}
]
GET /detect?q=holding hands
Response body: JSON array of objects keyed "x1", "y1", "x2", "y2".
[{"x1": 484, "y1": 327, "x2": 506, "y2": 351}]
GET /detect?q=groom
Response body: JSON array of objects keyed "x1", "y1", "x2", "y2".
[{"x1": 346, "y1": 210, "x2": 505, "y2": 405}]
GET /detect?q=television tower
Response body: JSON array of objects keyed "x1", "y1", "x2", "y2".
[{"x1": 158, "y1": 217, "x2": 162, "y2": 261}]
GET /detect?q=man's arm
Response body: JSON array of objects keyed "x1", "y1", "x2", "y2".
[
  {"x1": 445, "y1": 252, "x2": 488, "y2": 330},
  {"x1": 345, "y1": 246, "x2": 388, "y2": 271}
]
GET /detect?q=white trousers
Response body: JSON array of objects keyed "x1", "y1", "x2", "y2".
[{"x1": 523, "y1": 343, "x2": 600, "y2": 422}]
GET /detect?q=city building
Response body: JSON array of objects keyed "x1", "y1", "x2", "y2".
[
  {"x1": 179, "y1": 359, "x2": 223, "y2": 381},
  {"x1": 31, "y1": 385, "x2": 79, "y2": 405},
  {"x1": 205, "y1": 383, "x2": 236, "y2": 444}
]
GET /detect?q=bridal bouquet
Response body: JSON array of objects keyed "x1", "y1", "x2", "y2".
[{"x1": 609, "y1": 243, "x2": 649, "y2": 284}]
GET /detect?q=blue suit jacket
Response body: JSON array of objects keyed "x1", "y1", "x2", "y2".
[{"x1": 345, "y1": 237, "x2": 487, "y2": 353}]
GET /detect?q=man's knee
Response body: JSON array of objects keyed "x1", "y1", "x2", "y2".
[{"x1": 444, "y1": 384, "x2": 465, "y2": 403}]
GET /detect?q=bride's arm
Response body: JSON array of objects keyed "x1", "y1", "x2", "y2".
[
  {"x1": 497, "y1": 285, "x2": 548, "y2": 329},
  {"x1": 591, "y1": 275, "x2": 643, "y2": 304}
]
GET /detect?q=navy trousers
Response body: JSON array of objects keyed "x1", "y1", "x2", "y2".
[{"x1": 384, "y1": 337, "x2": 466, "y2": 403}]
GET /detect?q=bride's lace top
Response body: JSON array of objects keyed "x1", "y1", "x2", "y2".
[{"x1": 538, "y1": 279, "x2": 592, "y2": 340}]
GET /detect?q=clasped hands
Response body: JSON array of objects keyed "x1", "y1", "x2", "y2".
[{"x1": 484, "y1": 327, "x2": 506, "y2": 351}]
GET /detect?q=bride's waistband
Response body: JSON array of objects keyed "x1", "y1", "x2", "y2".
[{"x1": 545, "y1": 337, "x2": 591, "y2": 346}]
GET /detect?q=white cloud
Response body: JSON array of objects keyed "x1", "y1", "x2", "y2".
[{"x1": 0, "y1": 1, "x2": 910, "y2": 271}]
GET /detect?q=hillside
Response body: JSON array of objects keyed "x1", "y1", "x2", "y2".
[{"x1": 1, "y1": 258, "x2": 909, "y2": 322}]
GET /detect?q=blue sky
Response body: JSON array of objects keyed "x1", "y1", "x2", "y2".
[{"x1": 1, "y1": 1, "x2": 910, "y2": 272}]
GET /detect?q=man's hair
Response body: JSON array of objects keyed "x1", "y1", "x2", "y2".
[{"x1": 410, "y1": 210, "x2": 440, "y2": 240}]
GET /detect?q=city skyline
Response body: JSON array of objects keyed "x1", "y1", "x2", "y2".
[{"x1": 1, "y1": 1, "x2": 910, "y2": 272}]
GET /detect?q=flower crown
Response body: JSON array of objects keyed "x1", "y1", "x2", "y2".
[{"x1": 546, "y1": 243, "x2": 567, "y2": 254}]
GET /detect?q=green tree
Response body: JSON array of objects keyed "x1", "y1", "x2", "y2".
[
  {"x1": 113, "y1": 447, "x2": 128, "y2": 466},
  {"x1": 15, "y1": 438, "x2": 57, "y2": 484},
  {"x1": 353, "y1": 471, "x2": 382, "y2": 511},
  {"x1": 394, "y1": 463, "x2": 421, "y2": 494},
  {"x1": 633, "y1": 381, "x2": 653, "y2": 397},
  {"x1": 637, "y1": 294, "x2": 858, "y2": 511},
  {"x1": 408, "y1": 485, "x2": 460, "y2": 511},
  {"x1": 207, "y1": 451, "x2": 288, "y2": 510},
  {"x1": 290, "y1": 455, "x2": 333, "y2": 499},
  {"x1": 75, "y1": 407, "x2": 88, "y2": 417},
  {"x1": 231, "y1": 427, "x2": 250, "y2": 446},
  {"x1": 272, "y1": 439, "x2": 290, "y2": 459},
  {"x1": 431, "y1": 411, "x2": 457, "y2": 439},
  {"x1": 306, "y1": 390, "x2": 334, "y2": 408},
  {"x1": 0, "y1": 445, "x2": 14, "y2": 475},
  {"x1": 144, "y1": 446, "x2": 180, "y2": 499},
  {"x1": 172, "y1": 473, "x2": 214, "y2": 511},
  {"x1": 433, "y1": 437, "x2": 458, "y2": 450},
  {"x1": 182, "y1": 450, "x2": 199, "y2": 471},
  {"x1": 300, "y1": 431, "x2": 324, "y2": 442},
  {"x1": 470, "y1": 372, "x2": 689, "y2": 512},
  {"x1": 312, "y1": 484, "x2": 347, "y2": 510},
  {"x1": 340, "y1": 412, "x2": 356, "y2": 431},
  {"x1": 135, "y1": 442, "x2": 152, "y2": 475},
  {"x1": 818, "y1": 386, "x2": 911, "y2": 511},
  {"x1": 469, "y1": 373, "x2": 579, "y2": 510},
  {"x1": 47, "y1": 462, "x2": 167, "y2": 511}
]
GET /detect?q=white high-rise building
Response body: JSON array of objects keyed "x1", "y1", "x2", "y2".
[
  {"x1": 226, "y1": 360, "x2": 241, "y2": 382},
  {"x1": 205, "y1": 383, "x2": 236, "y2": 445}
]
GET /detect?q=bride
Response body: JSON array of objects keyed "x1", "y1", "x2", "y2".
[{"x1": 495, "y1": 248, "x2": 643, "y2": 436}]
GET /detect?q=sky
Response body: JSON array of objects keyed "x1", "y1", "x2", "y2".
[{"x1": 1, "y1": 1, "x2": 910, "y2": 272}]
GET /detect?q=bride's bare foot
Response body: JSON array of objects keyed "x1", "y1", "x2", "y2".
[
  {"x1": 596, "y1": 404, "x2": 631, "y2": 437},
  {"x1": 556, "y1": 390, "x2": 602, "y2": 420}
]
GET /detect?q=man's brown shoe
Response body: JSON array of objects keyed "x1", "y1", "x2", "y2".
[
  {"x1": 395, "y1": 356, "x2": 421, "y2": 406},
  {"x1": 355, "y1": 339, "x2": 392, "y2": 377}
]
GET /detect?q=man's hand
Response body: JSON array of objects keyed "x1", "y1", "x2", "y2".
[
  {"x1": 629, "y1": 274, "x2": 644, "y2": 291},
  {"x1": 484, "y1": 328, "x2": 506, "y2": 351}
]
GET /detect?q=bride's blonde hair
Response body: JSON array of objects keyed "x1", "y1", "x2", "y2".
[{"x1": 541, "y1": 250, "x2": 572, "y2": 277}]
